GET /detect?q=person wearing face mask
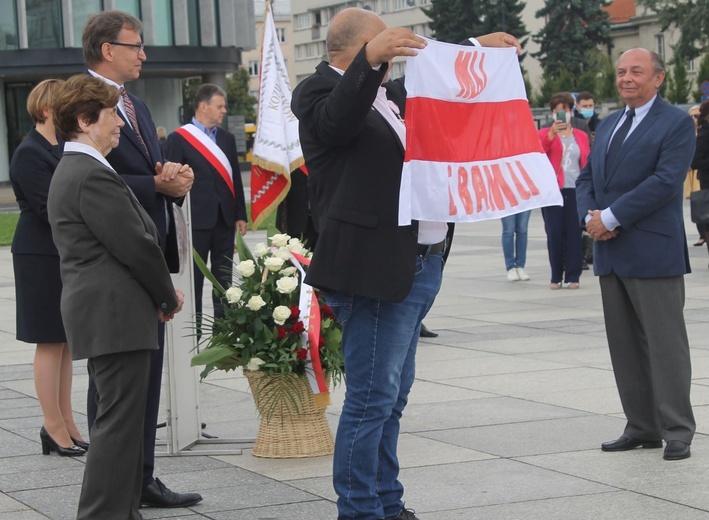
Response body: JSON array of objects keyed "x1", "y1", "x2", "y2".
[
  {"x1": 538, "y1": 92, "x2": 591, "y2": 290},
  {"x1": 574, "y1": 92, "x2": 602, "y2": 139}
]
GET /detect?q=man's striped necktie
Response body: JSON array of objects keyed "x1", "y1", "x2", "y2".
[{"x1": 120, "y1": 87, "x2": 149, "y2": 156}]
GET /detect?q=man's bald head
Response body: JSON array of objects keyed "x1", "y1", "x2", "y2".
[{"x1": 327, "y1": 8, "x2": 386, "y2": 69}]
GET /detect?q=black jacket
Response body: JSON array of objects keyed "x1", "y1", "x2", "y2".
[{"x1": 292, "y1": 47, "x2": 418, "y2": 301}]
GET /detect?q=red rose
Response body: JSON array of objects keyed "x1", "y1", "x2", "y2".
[
  {"x1": 276, "y1": 326, "x2": 287, "y2": 340},
  {"x1": 289, "y1": 305, "x2": 300, "y2": 320},
  {"x1": 289, "y1": 321, "x2": 305, "y2": 335},
  {"x1": 319, "y1": 336, "x2": 326, "y2": 349},
  {"x1": 321, "y1": 304, "x2": 335, "y2": 320},
  {"x1": 295, "y1": 347, "x2": 308, "y2": 360}
]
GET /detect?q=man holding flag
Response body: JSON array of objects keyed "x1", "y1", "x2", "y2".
[{"x1": 292, "y1": 8, "x2": 520, "y2": 520}]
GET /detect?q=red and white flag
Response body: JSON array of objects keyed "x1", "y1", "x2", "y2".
[
  {"x1": 399, "y1": 39, "x2": 561, "y2": 225},
  {"x1": 250, "y1": 1, "x2": 304, "y2": 229}
]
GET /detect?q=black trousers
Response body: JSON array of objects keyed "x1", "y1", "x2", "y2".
[
  {"x1": 192, "y1": 216, "x2": 236, "y2": 330},
  {"x1": 88, "y1": 323, "x2": 165, "y2": 490},
  {"x1": 78, "y1": 349, "x2": 150, "y2": 520}
]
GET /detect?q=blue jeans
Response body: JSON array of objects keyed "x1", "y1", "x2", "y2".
[
  {"x1": 326, "y1": 252, "x2": 444, "y2": 520},
  {"x1": 501, "y1": 211, "x2": 531, "y2": 270}
]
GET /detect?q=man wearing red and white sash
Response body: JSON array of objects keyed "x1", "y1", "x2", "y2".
[{"x1": 166, "y1": 84, "x2": 247, "y2": 325}]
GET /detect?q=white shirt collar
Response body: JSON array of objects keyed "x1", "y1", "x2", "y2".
[{"x1": 63, "y1": 141, "x2": 116, "y2": 172}]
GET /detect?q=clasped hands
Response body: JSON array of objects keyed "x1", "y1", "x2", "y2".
[
  {"x1": 586, "y1": 210, "x2": 619, "y2": 241},
  {"x1": 365, "y1": 29, "x2": 521, "y2": 68},
  {"x1": 155, "y1": 161, "x2": 194, "y2": 198}
]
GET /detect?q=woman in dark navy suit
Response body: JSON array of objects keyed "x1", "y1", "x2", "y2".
[{"x1": 10, "y1": 79, "x2": 87, "y2": 456}]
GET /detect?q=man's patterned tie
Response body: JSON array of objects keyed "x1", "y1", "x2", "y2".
[{"x1": 120, "y1": 87, "x2": 149, "y2": 156}]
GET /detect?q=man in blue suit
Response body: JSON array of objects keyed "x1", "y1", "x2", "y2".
[
  {"x1": 82, "y1": 10, "x2": 203, "y2": 506},
  {"x1": 576, "y1": 48, "x2": 696, "y2": 461}
]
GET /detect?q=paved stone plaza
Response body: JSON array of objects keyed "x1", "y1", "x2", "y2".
[{"x1": 2, "y1": 190, "x2": 709, "y2": 519}]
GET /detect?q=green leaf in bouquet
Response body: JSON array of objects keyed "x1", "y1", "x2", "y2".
[
  {"x1": 191, "y1": 345, "x2": 239, "y2": 367},
  {"x1": 235, "y1": 229, "x2": 257, "y2": 264},
  {"x1": 193, "y1": 249, "x2": 225, "y2": 294},
  {"x1": 253, "y1": 317, "x2": 264, "y2": 332}
]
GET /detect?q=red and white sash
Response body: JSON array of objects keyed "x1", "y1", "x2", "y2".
[{"x1": 175, "y1": 124, "x2": 235, "y2": 197}]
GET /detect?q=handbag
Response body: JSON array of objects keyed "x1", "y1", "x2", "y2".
[{"x1": 690, "y1": 189, "x2": 709, "y2": 224}]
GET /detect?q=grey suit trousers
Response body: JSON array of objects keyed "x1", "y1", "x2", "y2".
[
  {"x1": 77, "y1": 349, "x2": 151, "y2": 520},
  {"x1": 599, "y1": 273, "x2": 695, "y2": 443}
]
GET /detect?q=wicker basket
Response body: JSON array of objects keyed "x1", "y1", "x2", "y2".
[{"x1": 244, "y1": 370, "x2": 334, "y2": 458}]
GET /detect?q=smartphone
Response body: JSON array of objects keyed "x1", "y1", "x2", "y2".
[{"x1": 556, "y1": 110, "x2": 567, "y2": 123}]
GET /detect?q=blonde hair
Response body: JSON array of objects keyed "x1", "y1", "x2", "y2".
[{"x1": 27, "y1": 79, "x2": 65, "y2": 124}]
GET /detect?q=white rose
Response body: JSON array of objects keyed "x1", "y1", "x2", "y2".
[
  {"x1": 307, "y1": 252, "x2": 314, "y2": 260},
  {"x1": 288, "y1": 242, "x2": 308, "y2": 256},
  {"x1": 236, "y1": 259, "x2": 256, "y2": 278},
  {"x1": 264, "y1": 256, "x2": 285, "y2": 272},
  {"x1": 274, "y1": 247, "x2": 292, "y2": 261},
  {"x1": 270, "y1": 233, "x2": 290, "y2": 247},
  {"x1": 253, "y1": 243, "x2": 269, "y2": 258},
  {"x1": 280, "y1": 266, "x2": 297, "y2": 276},
  {"x1": 225, "y1": 286, "x2": 243, "y2": 304},
  {"x1": 247, "y1": 295, "x2": 266, "y2": 311},
  {"x1": 272, "y1": 305, "x2": 291, "y2": 325},
  {"x1": 245, "y1": 357, "x2": 265, "y2": 371},
  {"x1": 276, "y1": 276, "x2": 299, "y2": 294}
]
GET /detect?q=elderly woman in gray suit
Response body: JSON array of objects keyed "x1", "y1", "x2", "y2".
[{"x1": 47, "y1": 74, "x2": 183, "y2": 520}]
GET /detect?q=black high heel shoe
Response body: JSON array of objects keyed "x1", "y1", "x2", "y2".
[
  {"x1": 39, "y1": 427, "x2": 86, "y2": 457},
  {"x1": 71, "y1": 437, "x2": 89, "y2": 451}
]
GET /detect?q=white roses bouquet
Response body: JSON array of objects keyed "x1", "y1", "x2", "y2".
[{"x1": 191, "y1": 231, "x2": 343, "y2": 382}]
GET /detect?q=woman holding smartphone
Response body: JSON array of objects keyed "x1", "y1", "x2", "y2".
[{"x1": 538, "y1": 92, "x2": 590, "y2": 290}]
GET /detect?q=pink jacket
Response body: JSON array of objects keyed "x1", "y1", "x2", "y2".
[{"x1": 538, "y1": 127, "x2": 590, "y2": 189}]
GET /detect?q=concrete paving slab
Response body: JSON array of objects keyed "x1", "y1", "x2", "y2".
[{"x1": 1, "y1": 206, "x2": 709, "y2": 518}]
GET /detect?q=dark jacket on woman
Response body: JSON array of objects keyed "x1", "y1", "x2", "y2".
[
  {"x1": 10, "y1": 128, "x2": 62, "y2": 256},
  {"x1": 692, "y1": 120, "x2": 709, "y2": 182}
]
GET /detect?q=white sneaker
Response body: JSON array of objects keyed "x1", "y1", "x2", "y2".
[
  {"x1": 507, "y1": 268, "x2": 520, "y2": 281},
  {"x1": 516, "y1": 268, "x2": 530, "y2": 281}
]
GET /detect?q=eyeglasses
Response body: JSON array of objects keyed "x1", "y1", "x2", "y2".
[{"x1": 108, "y1": 41, "x2": 145, "y2": 53}]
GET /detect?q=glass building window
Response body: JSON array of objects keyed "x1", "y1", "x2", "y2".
[
  {"x1": 186, "y1": 0, "x2": 200, "y2": 45},
  {"x1": 0, "y1": 0, "x2": 19, "y2": 49},
  {"x1": 72, "y1": 0, "x2": 102, "y2": 47},
  {"x1": 248, "y1": 60, "x2": 259, "y2": 77},
  {"x1": 153, "y1": 0, "x2": 173, "y2": 45},
  {"x1": 655, "y1": 34, "x2": 665, "y2": 60},
  {"x1": 114, "y1": 0, "x2": 140, "y2": 17},
  {"x1": 27, "y1": 0, "x2": 63, "y2": 48}
]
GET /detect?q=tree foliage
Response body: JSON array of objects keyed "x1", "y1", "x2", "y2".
[
  {"x1": 695, "y1": 53, "x2": 709, "y2": 102},
  {"x1": 532, "y1": 0, "x2": 611, "y2": 79},
  {"x1": 638, "y1": 0, "x2": 709, "y2": 61},
  {"x1": 424, "y1": 0, "x2": 529, "y2": 50},
  {"x1": 226, "y1": 68, "x2": 258, "y2": 123},
  {"x1": 181, "y1": 69, "x2": 257, "y2": 124},
  {"x1": 665, "y1": 59, "x2": 691, "y2": 104}
]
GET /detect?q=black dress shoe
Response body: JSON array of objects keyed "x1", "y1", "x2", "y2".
[
  {"x1": 140, "y1": 478, "x2": 203, "y2": 508},
  {"x1": 385, "y1": 507, "x2": 420, "y2": 520},
  {"x1": 419, "y1": 323, "x2": 438, "y2": 338},
  {"x1": 39, "y1": 427, "x2": 86, "y2": 457},
  {"x1": 71, "y1": 437, "x2": 89, "y2": 451},
  {"x1": 601, "y1": 434, "x2": 662, "y2": 451},
  {"x1": 664, "y1": 440, "x2": 691, "y2": 460}
]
